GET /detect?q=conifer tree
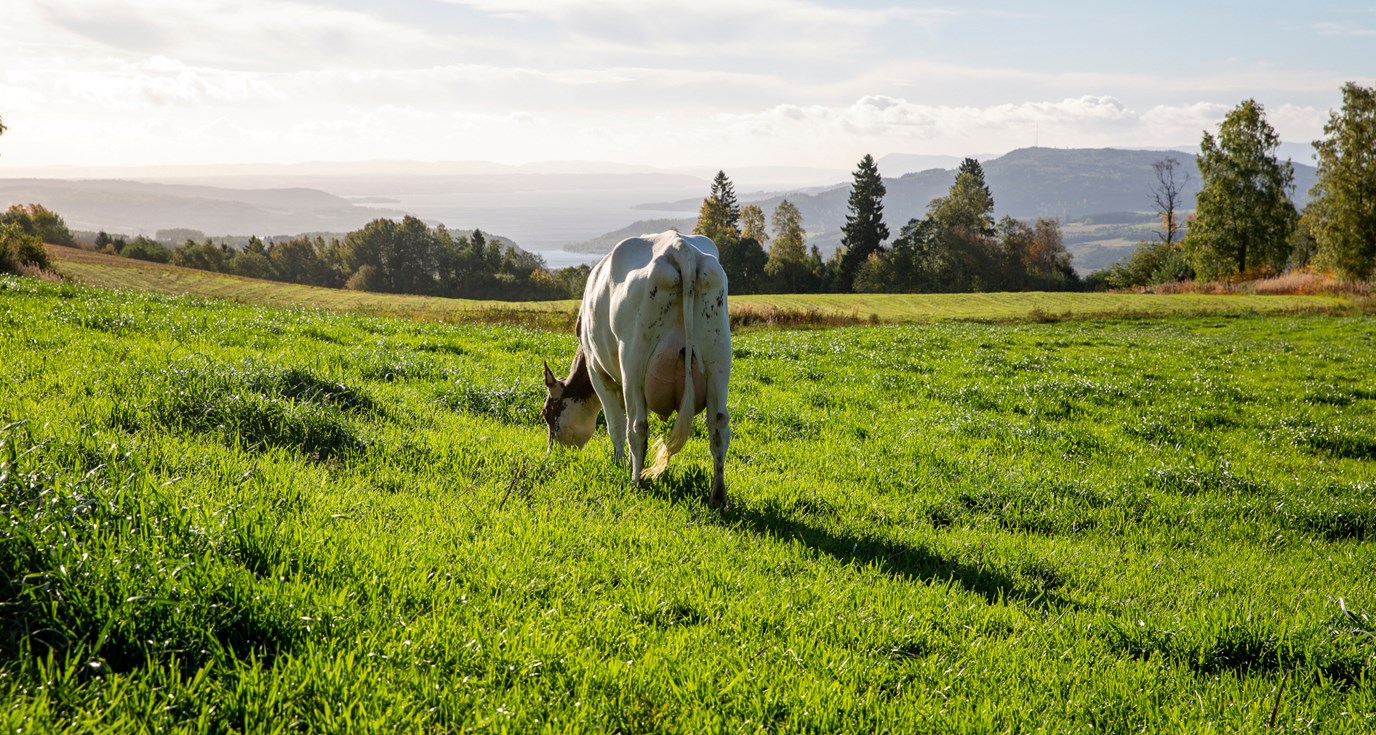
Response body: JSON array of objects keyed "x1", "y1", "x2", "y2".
[
  {"x1": 695, "y1": 170, "x2": 742, "y2": 243},
  {"x1": 710, "y1": 170, "x2": 740, "y2": 232},
  {"x1": 836, "y1": 154, "x2": 888, "y2": 290}
]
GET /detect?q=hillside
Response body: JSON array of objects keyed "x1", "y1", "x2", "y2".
[
  {"x1": 44, "y1": 244, "x2": 1353, "y2": 325},
  {"x1": 581, "y1": 147, "x2": 1320, "y2": 270},
  {"x1": 0, "y1": 179, "x2": 408, "y2": 237}
]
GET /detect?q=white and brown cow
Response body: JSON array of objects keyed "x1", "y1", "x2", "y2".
[{"x1": 542, "y1": 231, "x2": 732, "y2": 509}]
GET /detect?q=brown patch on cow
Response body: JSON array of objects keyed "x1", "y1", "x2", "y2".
[
  {"x1": 559, "y1": 348, "x2": 596, "y2": 402},
  {"x1": 542, "y1": 346, "x2": 598, "y2": 436}
]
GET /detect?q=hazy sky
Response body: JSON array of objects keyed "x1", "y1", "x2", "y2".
[{"x1": 1, "y1": 0, "x2": 1373, "y2": 171}]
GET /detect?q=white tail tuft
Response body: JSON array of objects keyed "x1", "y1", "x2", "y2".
[{"x1": 640, "y1": 438, "x2": 672, "y2": 480}]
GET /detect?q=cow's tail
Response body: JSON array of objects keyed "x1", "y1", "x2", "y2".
[{"x1": 643, "y1": 240, "x2": 697, "y2": 479}]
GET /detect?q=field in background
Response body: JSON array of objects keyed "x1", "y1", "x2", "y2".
[
  {"x1": 47, "y1": 244, "x2": 1357, "y2": 327},
  {"x1": 2, "y1": 274, "x2": 1373, "y2": 732}
]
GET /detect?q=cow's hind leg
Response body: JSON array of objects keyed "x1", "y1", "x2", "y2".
[{"x1": 707, "y1": 391, "x2": 731, "y2": 511}]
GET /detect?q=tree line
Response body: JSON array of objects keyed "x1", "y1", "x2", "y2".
[
  {"x1": 694, "y1": 155, "x2": 1077, "y2": 295},
  {"x1": 1098, "y1": 82, "x2": 1376, "y2": 288},
  {"x1": 84, "y1": 217, "x2": 591, "y2": 301}
]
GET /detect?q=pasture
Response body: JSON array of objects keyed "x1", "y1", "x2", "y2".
[
  {"x1": 1, "y1": 274, "x2": 1373, "y2": 733},
  {"x1": 48, "y1": 244, "x2": 1353, "y2": 326}
]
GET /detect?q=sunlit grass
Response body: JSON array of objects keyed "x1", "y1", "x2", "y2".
[
  {"x1": 48, "y1": 244, "x2": 1354, "y2": 327},
  {"x1": 2, "y1": 273, "x2": 1373, "y2": 732}
]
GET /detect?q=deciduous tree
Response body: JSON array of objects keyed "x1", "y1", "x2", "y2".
[
  {"x1": 342, "y1": 216, "x2": 439, "y2": 295},
  {"x1": 919, "y1": 164, "x2": 999, "y2": 291},
  {"x1": 740, "y1": 205, "x2": 768, "y2": 245},
  {"x1": 765, "y1": 199, "x2": 813, "y2": 292},
  {"x1": 2, "y1": 203, "x2": 74, "y2": 246},
  {"x1": 0, "y1": 221, "x2": 48, "y2": 274},
  {"x1": 1151, "y1": 157, "x2": 1190, "y2": 247},
  {"x1": 1309, "y1": 82, "x2": 1376, "y2": 280},
  {"x1": 1186, "y1": 99, "x2": 1297, "y2": 279},
  {"x1": 718, "y1": 237, "x2": 768, "y2": 294},
  {"x1": 1024, "y1": 218, "x2": 1077, "y2": 288}
]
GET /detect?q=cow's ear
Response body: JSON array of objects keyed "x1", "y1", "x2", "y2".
[{"x1": 543, "y1": 360, "x2": 558, "y2": 388}]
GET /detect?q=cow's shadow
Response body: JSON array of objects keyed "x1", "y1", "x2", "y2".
[{"x1": 649, "y1": 467, "x2": 1065, "y2": 609}]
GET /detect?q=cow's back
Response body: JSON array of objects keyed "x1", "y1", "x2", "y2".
[{"x1": 579, "y1": 233, "x2": 723, "y2": 378}]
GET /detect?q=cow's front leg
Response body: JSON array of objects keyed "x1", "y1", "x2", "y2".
[
  {"x1": 589, "y1": 369, "x2": 627, "y2": 464},
  {"x1": 622, "y1": 385, "x2": 650, "y2": 485},
  {"x1": 626, "y1": 410, "x2": 649, "y2": 485}
]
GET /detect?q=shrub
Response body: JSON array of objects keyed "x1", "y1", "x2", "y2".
[
  {"x1": 345, "y1": 263, "x2": 384, "y2": 291},
  {"x1": 120, "y1": 236, "x2": 174, "y2": 263},
  {"x1": 1, "y1": 203, "x2": 75, "y2": 247},
  {"x1": 0, "y1": 221, "x2": 49, "y2": 274},
  {"x1": 1099, "y1": 240, "x2": 1194, "y2": 290}
]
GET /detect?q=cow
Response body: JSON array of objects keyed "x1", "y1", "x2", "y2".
[{"x1": 542, "y1": 231, "x2": 732, "y2": 509}]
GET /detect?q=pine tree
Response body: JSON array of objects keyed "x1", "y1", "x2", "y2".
[
  {"x1": 836, "y1": 154, "x2": 888, "y2": 290},
  {"x1": 710, "y1": 170, "x2": 740, "y2": 232},
  {"x1": 1309, "y1": 82, "x2": 1376, "y2": 280},
  {"x1": 958, "y1": 158, "x2": 993, "y2": 212},
  {"x1": 695, "y1": 171, "x2": 741, "y2": 243},
  {"x1": 1186, "y1": 99, "x2": 1297, "y2": 279}
]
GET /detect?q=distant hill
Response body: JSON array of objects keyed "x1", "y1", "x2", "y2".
[
  {"x1": 565, "y1": 218, "x2": 697, "y2": 254},
  {"x1": 0, "y1": 179, "x2": 409, "y2": 237},
  {"x1": 875, "y1": 152, "x2": 968, "y2": 176},
  {"x1": 579, "y1": 147, "x2": 1319, "y2": 271},
  {"x1": 748, "y1": 146, "x2": 1317, "y2": 237}
]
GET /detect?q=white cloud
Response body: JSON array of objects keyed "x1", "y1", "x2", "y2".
[
  {"x1": 0, "y1": 1, "x2": 1361, "y2": 169},
  {"x1": 1315, "y1": 21, "x2": 1376, "y2": 36},
  {"x1": 27, "y1": 0, "x2": 459, "y2": 69},
  {"x1": 440, "y1": 0, "x2": 960, "y2": 63},
  {"x1": 722, "y1": 96, "x2": 1138, "y2": 145},
  {"x1": 54, "y1": 57, "x2": 288, "y2": 108}
]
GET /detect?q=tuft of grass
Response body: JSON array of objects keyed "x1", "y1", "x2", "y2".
[
  {"x1": 122, "y1": 361, "x2": 369, "y2": 460},
  {"x1": 438, "y1": 381, "x2": 544, "y2": 426},
  {"x1": 0, "y1": 421, "x2": 308, "y2": 675},
  {"x1": 730, "y1": 303, "x2": 872, "y2": 329}
]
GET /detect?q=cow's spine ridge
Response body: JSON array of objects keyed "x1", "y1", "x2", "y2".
[{"x1": 644, "y1": 238, "x2": 696, "y2": 478}]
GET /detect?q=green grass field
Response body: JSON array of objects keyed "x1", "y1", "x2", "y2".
[
  {"x1": 49, "y1": 245, "x2": 1356, "y2": 326},
  {"x1": 2, "y1": 273, "x2": 1373, "y2": 733}
]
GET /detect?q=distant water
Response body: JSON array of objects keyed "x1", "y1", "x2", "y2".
[
  {"x1": 539, "y1": 249, "x2": 603, "y2": 268},
  {"x1": 360, "y1": 185, "x2": 698, "y2": 268}
]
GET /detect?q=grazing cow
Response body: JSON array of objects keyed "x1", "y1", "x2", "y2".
[{"x1": 542, "y1": 231, "x2": 732, "y2": 509}]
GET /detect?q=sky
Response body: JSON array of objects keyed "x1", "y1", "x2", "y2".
[{"x1": 1, "y1": 0, "x2": 1373, "y2": 172}]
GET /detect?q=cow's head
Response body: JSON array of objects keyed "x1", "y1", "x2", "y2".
[{"x1": 542, "y1": 359, "x2": 600, "y2": 450}]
